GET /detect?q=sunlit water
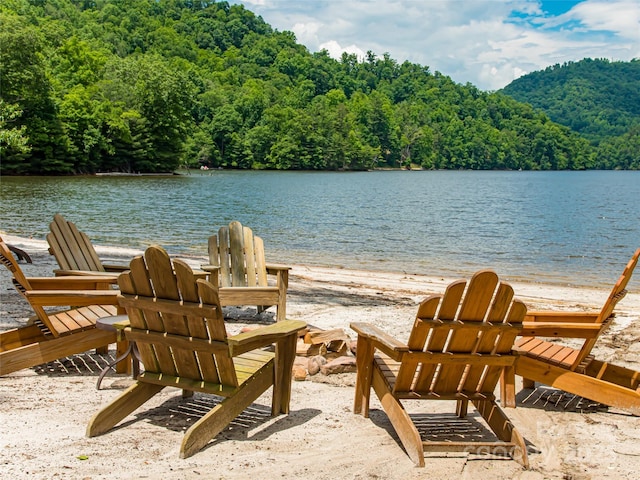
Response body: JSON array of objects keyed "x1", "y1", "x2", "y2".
[{"x1": 1, "y1": 170, "x2": 639, "y2": 288}]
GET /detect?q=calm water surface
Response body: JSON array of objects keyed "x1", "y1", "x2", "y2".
[{"x1": 1, "y1": 170, "x2": 639, "y2": 288}]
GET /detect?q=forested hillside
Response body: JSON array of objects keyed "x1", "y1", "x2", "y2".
[
  {"x1": 502, "y1": 58, "x2": 640, "y2": 169},
  {"x1": 1, "y1": 0, "x2": 630, "y2": 174}
]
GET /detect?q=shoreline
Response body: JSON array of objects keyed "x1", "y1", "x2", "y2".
[
  {"x1": 2, "y1": 232, "x2": 640, "y2": 479},
  {"x1": 3, "y1": 230, "x2": 639, "y2": 337},
  {"x1": 2, "y1": 231, "x2": 638, "y2": 311}
]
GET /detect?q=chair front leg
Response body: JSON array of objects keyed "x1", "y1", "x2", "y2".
[
  {"x1": 354, "y1": 335, "x2": 375, "y2": 417},
  {"x1": 276, "y1": 270, "x2": 288, "y2": 321},
  {"x1": 272, "y1": 332, "x2": 298, "y2": 415},
  {"x1": 500, "y1": 365, "x2": 517, "y2": 408}
]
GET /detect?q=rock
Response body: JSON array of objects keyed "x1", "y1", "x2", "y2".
[
  {"x1": 292, "y1": 356, "x2": 308, "y2": 381},
  {"x1": 307, "y1": 355, "x2": 327, "y2": 375},
  {"x1": 320, "y1": 356, "x2": 357, "y2": 375}
]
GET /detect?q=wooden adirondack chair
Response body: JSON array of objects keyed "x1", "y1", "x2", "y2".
[
  {"x1": 47, "y1": 213, "x2": 128, "y2": 276},
  {"x1": 0, "y1": 236, "x2": 122, "y2": 376},
  {"x1": 87, "y1": 245, "x2": 305, "y2": 458},
  {"x1": 351, "y1": 270, "x2": 529, "y2": 467},
  {"x1": 501, "y1": 248, "x2": 640, "y2": 415},
  {"x1": 201, "y1": 221, "x2": 289, "y2": 321}
]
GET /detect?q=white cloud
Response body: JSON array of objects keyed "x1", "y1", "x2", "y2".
[
  {"x1": 560, "y1": 1, "x2": 640, "y2": 40},
  {"x1": 232, "y1": 0, "x2": 639, "y2": 90},
  {"x1": 289, "y1": 21, "x2": 321, "y2": 46},
  {"x1": 318, "y1": 40, "x2": 367, "y2": 61}
]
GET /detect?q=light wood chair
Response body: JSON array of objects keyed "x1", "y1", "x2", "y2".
[
  {"x1": 501, "y1": 248, "x2": 640, "y2": 415},
  {"x1": 352, "y1": 270, "x2": 529, "y2": 467},
  {"x1": 47, "y1": 213, "x2": 128, "y2": 276},
  {"x1": 202, "y1": 221, "x2": 290, "y2": 321},
  {"x1": 0, "y1": 236, "x2": 122, "y2": 376},
  {"x1": 87, "y1": 245, "x2": 305, "y2": 458}
]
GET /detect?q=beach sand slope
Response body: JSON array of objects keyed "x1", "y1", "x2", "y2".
[{"x1": 1, "y1": 235, "x2": 639, "y2": 479}]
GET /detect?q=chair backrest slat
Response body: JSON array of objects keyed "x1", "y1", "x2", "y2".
[
  {"x1": 395, "y1": 270, "x2": 525, "y2": 396},
  {"x1": 243, "y1": 225, "x2": 257, "y2": 286},
  {"x1": 229, "y1": 221, "x2": 246, "y2": 286},
  {"x1": 207, "y1": 221, "x2": 270, "y2": 289},
  {"x1": 118, "y1": 246, "x2": 237, "y2": 387},
  {"x1": 456, "y1": 271, "x2": 499, "y2": 322},
  {"x1": 217, "y1": 225, "x2": 232, "y2": 287},
  {"x1": 436, "y1": 279, "x2": 466, "y2": 320},
  {"x1": 401, "y1": 296, "x2": 442, "y2": 391},
  {"x1": 570, "y1": 248, "x2": 640, "y2": 370},
  {"x1": 254, "y1": 236, "x2": 268, "y2": 286},
  {"x1": 407, "y1": 296, "x2": 441, "y2": 350},
  {"x1": 0, "y1": 237, "x2": 61, "y2": 337},
  {"x1": 46, "y1": 227, "x2": 72, "y2": 270},
  {"x1": 477, "y1": 300, "x2": 528, "y2": 390},
  {"x1": 597, "y1": 248, "x2": 639, "y2": 323},
  {"x1": 147, "y1": 247, "x2": 194, "y2": 378},
  {"x1": 47, "y1": 213, "x2": 105, "y2": 272}
]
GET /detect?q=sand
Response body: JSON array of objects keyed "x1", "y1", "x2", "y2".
[{"x1": 1, "y1": 234, "x2": 639, "y2": 480}]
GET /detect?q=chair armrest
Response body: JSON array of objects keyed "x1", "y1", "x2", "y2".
[
  {"x1": 199, "y1": 265, "x2": 220, "y2": 287},
  {"x1": 53, "y1": 269, "x2": 121, "y2": 279},
  {"x1": 524, "y1": 311, "x2": 599, "y2": 323},
  {"x1": 266, "y1": 263, "x2": 291, "y2": 272},
  {"x1": 200, "y1": 265, "x2": 220, "y2": 273},
  {"x1": 351, "y1": 322, "x2": 409, "y2": 360},
  {"x1": 192, "y1": 269, "x2": 209, "y2": 280},
  {"x1": 24, "y1": 289, "x2": 120, "y2": 307},
  {"x1": 266, "y1": 265, "x2": 289, "y2": 289},
  {"x1": 26, "y1": 275, "x2": 119, "y2": 289},
  {"x1": 102, "y1": 264, "x2": 130, "y2": 273},
  {"x1": 520, "y1": 321, "x2": 605, "y2": 338},
  {"x1": 228, "y1": 319, "x2": 306, "y2": 356}
]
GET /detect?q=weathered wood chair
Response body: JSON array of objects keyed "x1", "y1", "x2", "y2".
[
  {"x1": 0, "y1": 236, "x2": 122, "y2": 376},
  {"x1": 501, "y1": 248, "x2": 640, "y2": 415},
  {"x1": 351, "y1": 270, "x2": 529, "y2": 467},
  {"x1": 87, "y1": 245, "x2": 305, "y2": 458},
  {"x1": 7, "y1": 244, "x2": 32, "y2": 263},
  {"x1": 47, "y1": 213, "x2": 128, "y2": 276},
  {"x1": 201, "y1": 221, "x2": 290, "y2": 321}
]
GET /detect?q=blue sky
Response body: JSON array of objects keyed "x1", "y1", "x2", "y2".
[{"x1": 230, "y1": 0, "x2": 639, "y2": 90}]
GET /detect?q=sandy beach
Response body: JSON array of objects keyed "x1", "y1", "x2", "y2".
[{"x1": 1, "y1": 233, "x2": 639, "y2": 480}]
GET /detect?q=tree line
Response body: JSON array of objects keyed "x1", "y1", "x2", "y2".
[
  {"x1": 0, "y1": 0, "x2": 630, "y2": 175},
  {"x1": 501, "y1": 58, "x2": 640, "y2": 170}
]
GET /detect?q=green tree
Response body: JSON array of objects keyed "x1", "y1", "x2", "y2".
[
  {"x1": 1, "y1": 0, "x2": 630, "y2": 173},
  {"x1": 0, "y1": 100, "x2": 30, "y2": 156},
  {"x1": 100, "y1": 55, "x2": 197, "y2": 172},
  {"x1": 0, "y1": 12, "x2": 71, "y2": 174}
]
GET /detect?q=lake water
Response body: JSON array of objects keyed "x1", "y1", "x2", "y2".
[{"x1": 1, "y1": 170, "x2": 639, "y2": 288}]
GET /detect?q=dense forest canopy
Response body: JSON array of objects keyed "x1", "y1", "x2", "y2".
[
  {"x1": 501, "y1": 58, "x2": 640, "y2": 170},
  {"x1": 0, "y1": 0, "x2": 636, "y2": 174}
]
